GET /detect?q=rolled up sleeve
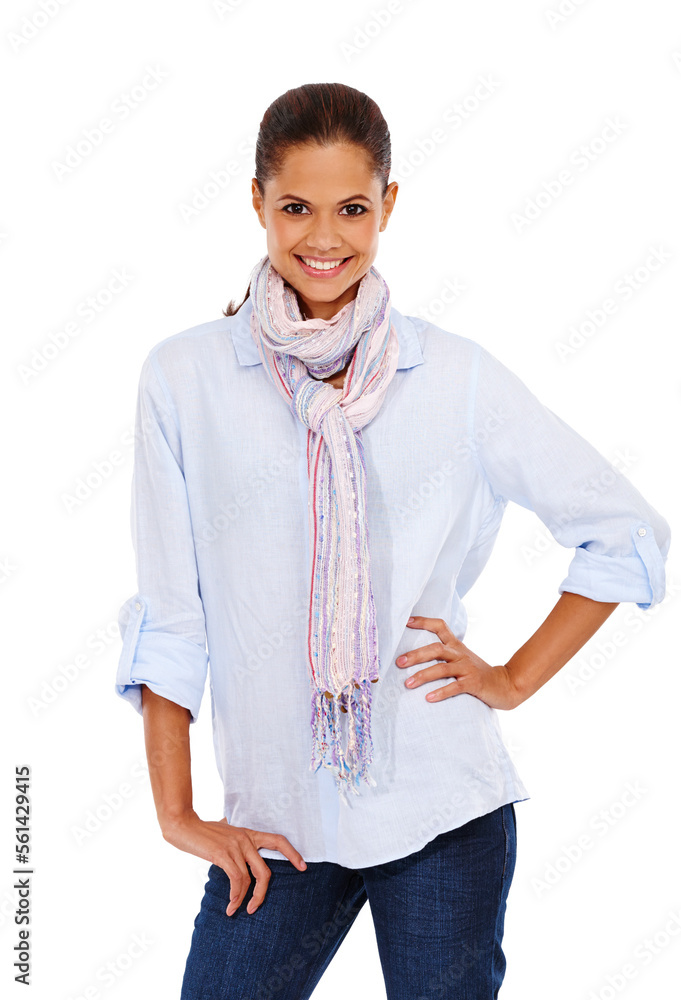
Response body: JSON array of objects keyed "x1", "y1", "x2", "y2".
[
  {"x1": 471, "y1": 344, "x2": 671, "y2": 609},
  {"x1": 115, "y1": 352, "x2": 209, "y2": 722}
]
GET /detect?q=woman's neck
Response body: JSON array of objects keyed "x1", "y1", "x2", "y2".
[{"x1": 320, "y1": 361, "x2": 351, "y2": 389}]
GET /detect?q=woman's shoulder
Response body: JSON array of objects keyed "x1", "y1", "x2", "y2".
[
  {"x1": 147, "y1": 314, "x2": 236, "y2": 366},
  {"x1": 400, "y1": 310, "x2": 531, "y2": 385},
  {"x1": 136, "y1": 314, "x2": 245, "y2": 400},
  {"x1": 393, "y1": 307, "x2": 485, "y2": 372},
  {"x1": 129, "y1": 315, "x2": 242, "y2": 409}
]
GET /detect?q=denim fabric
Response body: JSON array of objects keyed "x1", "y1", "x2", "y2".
[{"x1": 180, "y1": 802, "x2": 517, "y2": 1000}]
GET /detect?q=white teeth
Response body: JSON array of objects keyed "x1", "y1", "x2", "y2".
[{"x1": 300, "y1": 256, "x2": 347, "y2": 271}]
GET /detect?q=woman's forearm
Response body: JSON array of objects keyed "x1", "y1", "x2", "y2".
[
  {"x1": 141, "y1": 684, "x2": 196, "y2": 831},
  {"x1": 505, "y1": 590, "x2": 619, "y2": 703}
]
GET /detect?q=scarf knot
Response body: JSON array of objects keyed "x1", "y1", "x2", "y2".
[{"x1": 291, "y1": 378, "x2": 342, "y2": 435}]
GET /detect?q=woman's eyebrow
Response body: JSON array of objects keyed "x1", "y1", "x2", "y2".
[{"x1": 275, "y1": 193, "x2": 373, "y2": 205}]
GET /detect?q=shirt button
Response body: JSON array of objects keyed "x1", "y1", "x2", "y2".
[
  {"x1": 637, "y1": 527, "x2": 647, "y2": 537},
  {"x1": 135, "y1": 602, "x2": 142, "y2": 611}
]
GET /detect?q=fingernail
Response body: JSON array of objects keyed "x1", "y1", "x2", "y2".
[
  {"x1": 406, "y1": 678, "x2": 414, "y2": 686},
  {"x1": 396, "y1": 655, "x2": 407, "y2": 665},
  {"x1": 407, "y1": 617, "x2": 415, "y2": 624}
]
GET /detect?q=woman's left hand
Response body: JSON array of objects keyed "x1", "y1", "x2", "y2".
[{"x1": 395, "y1": 615, "x2": 524, "y2": 710}]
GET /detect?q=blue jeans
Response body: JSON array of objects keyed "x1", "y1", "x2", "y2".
[{"x1": 180, "y1": 802, "x2": 517, "y2": 1000}]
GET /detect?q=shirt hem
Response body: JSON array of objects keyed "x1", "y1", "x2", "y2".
[{"x1": 255, "y1": 790, "x2": 531, "y2": 868}]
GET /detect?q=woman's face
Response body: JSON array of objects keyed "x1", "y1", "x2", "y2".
[{"x1": 252, "y1": 142, "x2": 398, "y2": 321}]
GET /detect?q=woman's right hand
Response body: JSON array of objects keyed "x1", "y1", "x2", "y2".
[{"x1": 160, "y1": 809, "x2": 308, "y2": 916}]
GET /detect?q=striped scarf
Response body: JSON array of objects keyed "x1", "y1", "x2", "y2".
[{"x1": 248, "y1": 254, "x2": 399, "y2": 800}]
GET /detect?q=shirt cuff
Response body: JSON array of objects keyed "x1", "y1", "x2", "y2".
[
  {"x1": 558, "y1": 521, "x2": 668, "y2": 610},
  {"x1": 114, "y1": 595, "x2": 209, "y2": 724}
]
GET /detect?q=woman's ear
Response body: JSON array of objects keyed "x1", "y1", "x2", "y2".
[
  {"x1": 379, "y1": 181, "x2": 399, "y2": 232},
  {"x1": 251, "y1": 178, "x2": 266, "y2": 229}
]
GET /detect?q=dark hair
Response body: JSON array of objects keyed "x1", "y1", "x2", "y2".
[{"x1": 222, "y1": 82, "x2": 391, "y2": 316}]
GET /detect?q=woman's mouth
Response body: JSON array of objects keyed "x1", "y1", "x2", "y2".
[{"x1": 295, "y1": 254, "x2": 353, "y2": 278}]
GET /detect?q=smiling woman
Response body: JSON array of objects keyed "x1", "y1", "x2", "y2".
[
  {"x1": 114, "y1": 82, "x2": 671, "y2": 1000},
  {"x1": 250, "y1": 142, "x2": 396, "y2": 323}
]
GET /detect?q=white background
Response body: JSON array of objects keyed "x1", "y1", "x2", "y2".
[{"x1": 2, "y1": 1, "x2": 680, "y2": 998}]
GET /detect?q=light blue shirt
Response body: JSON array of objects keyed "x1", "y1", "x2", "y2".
[{"x1": 115, "y1": 295, "x2": 670, "y2": 867}]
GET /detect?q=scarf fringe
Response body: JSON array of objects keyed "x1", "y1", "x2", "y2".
[{"x1": 309, "y1": 679, "x2": 378, "y2": 801}]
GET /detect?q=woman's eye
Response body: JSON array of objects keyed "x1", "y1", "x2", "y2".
[{"x1": 281, "y1": 203, "x2": 367, "y2": 216}]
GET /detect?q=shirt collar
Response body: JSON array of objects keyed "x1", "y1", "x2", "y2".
[{"x1": 229, "y1": 295, "x2": 425, "y2": 370}]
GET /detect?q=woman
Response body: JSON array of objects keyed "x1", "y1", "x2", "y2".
[{"x1": 115, "y1": 83, "x2": 670, "y2": 999}]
